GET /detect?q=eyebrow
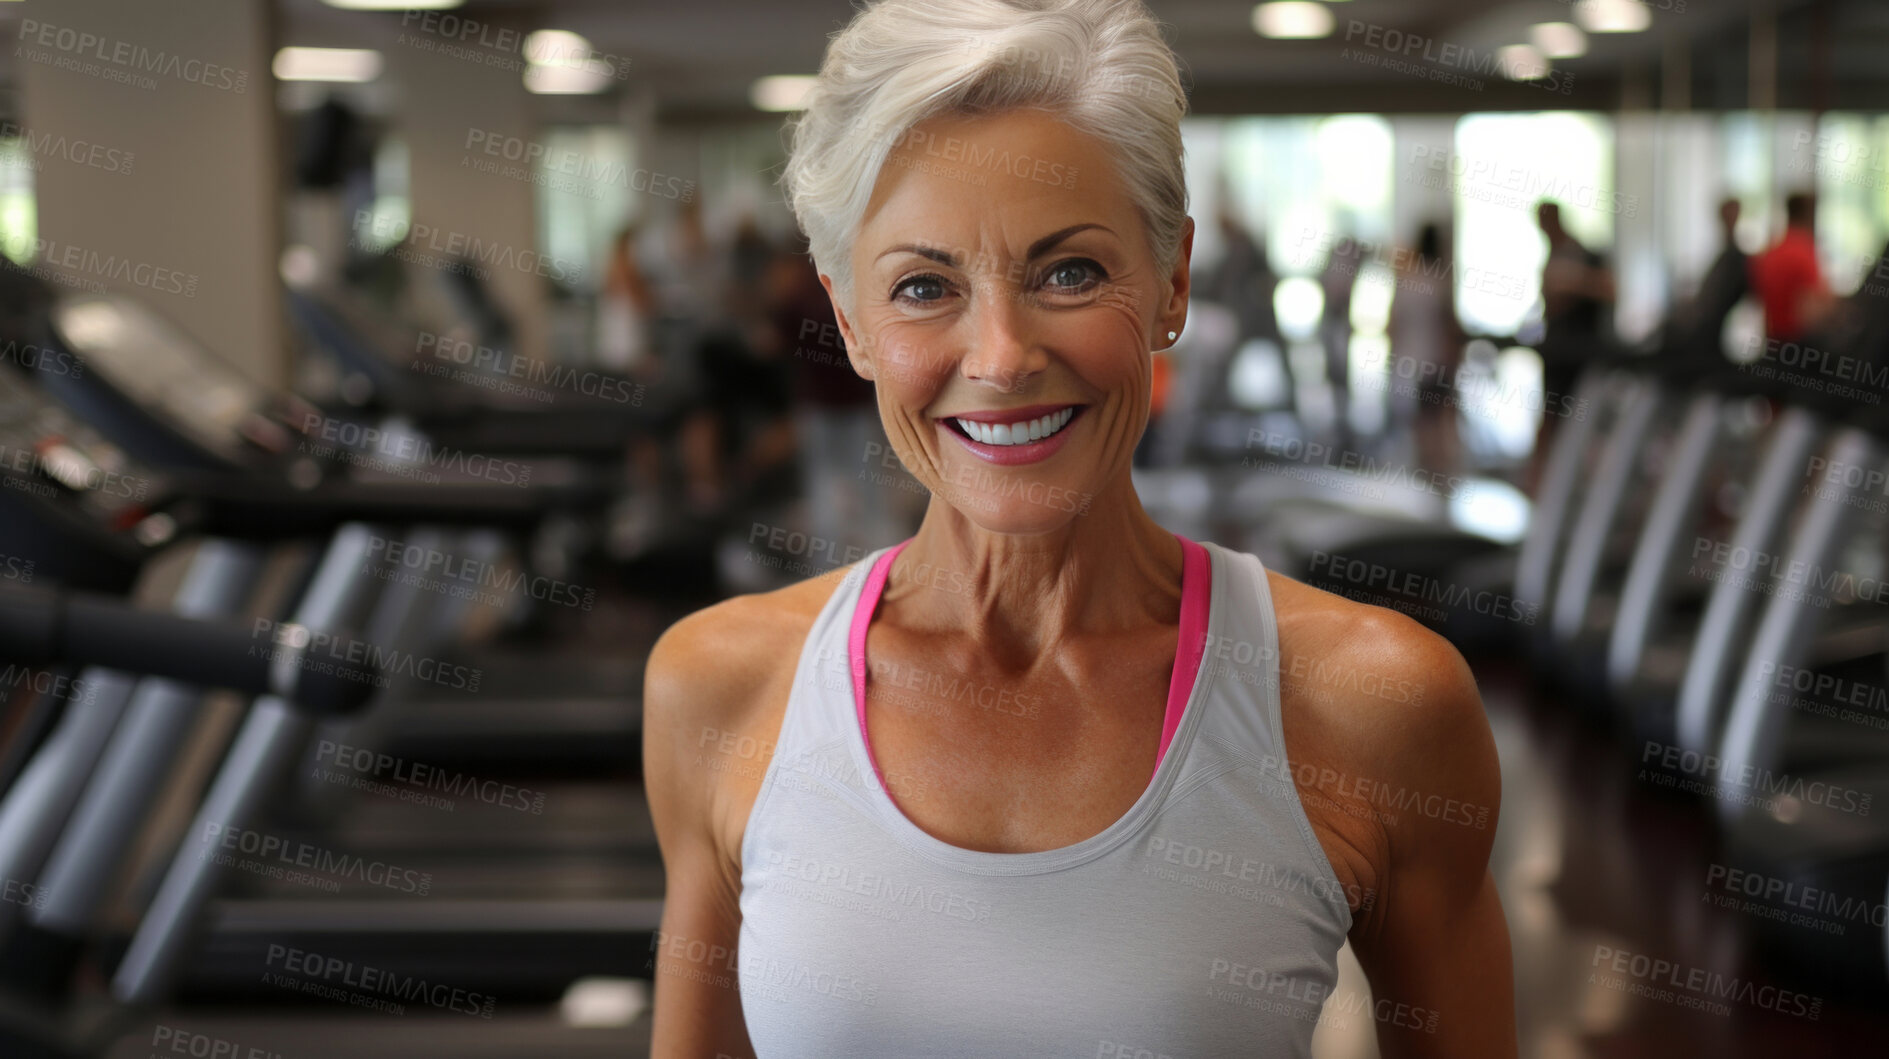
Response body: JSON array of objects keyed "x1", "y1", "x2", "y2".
[
  {"x1": 1027, "y1": 223, "x2": 1111, "y2": 259},
  {"x1": 874, "y1": 223, "x2": 1115, "y2": 266}
]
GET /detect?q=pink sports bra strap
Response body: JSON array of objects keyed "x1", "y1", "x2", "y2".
[
  {"x1": 850, "y1": 533, "x2": 1210, "y2": 788},
  {"x1": 850, "y1": 539, "x2": 911, "y2": 782},
  {"x1": 1160, "y1": 533, "x2": 1211, "y2": 773}
]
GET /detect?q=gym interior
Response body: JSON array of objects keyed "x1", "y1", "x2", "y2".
[{"x1": 2, "y1": 0, "x2": 1888, "y2": 1055}]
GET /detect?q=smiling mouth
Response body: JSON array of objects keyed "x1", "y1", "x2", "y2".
[{"x1": 945, "y1": 406, "x2": 1083, "y2": 447}]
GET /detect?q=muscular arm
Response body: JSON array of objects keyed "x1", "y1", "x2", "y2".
[
  {"x1": 1273, "y1": 577, "x2": 1516, "y2": 1059},
  {"x1": 1343, "y1": 626, "x2": 1515, "y2": 1058},
  {"x1": 644, "y1": 609, "x2": 762, "y2": 1059}
]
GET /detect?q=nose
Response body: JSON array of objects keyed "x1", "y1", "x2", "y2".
[{"x1": 961, "y1": 282, "x2": 1047, "y2": 393}]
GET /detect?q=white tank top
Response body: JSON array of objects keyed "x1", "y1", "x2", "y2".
[{"x1": 737, "y1": 537, "x2": 1354, "y2": 1057}]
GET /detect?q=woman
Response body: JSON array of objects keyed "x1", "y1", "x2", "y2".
[
  {"x1": 644, "y1": 2, "x2": 1514, "y2": 1055},
  {"x1": 1389, "y1": 222, "x2": 1466, "y2": 477},
  {"x1": 596, "y1": 224, "x2": 655, "y2": 377}
]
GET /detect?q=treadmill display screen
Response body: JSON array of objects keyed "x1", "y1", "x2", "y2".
[
  {"x1": 0, "y1": 366, "x2": 163, "y2": 529},
  {"x1": 52, "y1": 294, "x2": 273, "y2": 465}
]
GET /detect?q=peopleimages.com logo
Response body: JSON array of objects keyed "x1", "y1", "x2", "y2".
[{"x1": 14, "y1": 19, "x2": 249, "y2": 93}]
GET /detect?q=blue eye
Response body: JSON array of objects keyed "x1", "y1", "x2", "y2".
[
  {"x1": 1044, "y1": 258, "x2": 1105, "y2": 293},
  {"x1": 894, "y1": 274, "x2": 948, "y2": 303}
]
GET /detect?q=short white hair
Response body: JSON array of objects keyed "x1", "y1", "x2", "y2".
[{"x1": 781, "y1": 0, "x2": 1188, "y2": 311}]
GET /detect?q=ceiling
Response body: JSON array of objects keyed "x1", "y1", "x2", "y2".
[
  {"x1": 262, "y1": 0, "x2": 1889, "y2": 119},
  {"x1": 2, "y1": 0, "x2": 1880, "y2": 123}
]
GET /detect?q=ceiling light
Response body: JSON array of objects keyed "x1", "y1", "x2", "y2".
[
  {"x1": 272, "y1": 47, "x2": 383, "y2": 83},
  {"x1": 1530, "y1": 22, "x2": 1588, "y2": 59},
  {"x1": 1498, "y1": 44, "x2": 1550, "y2": 81},
  {"x1": 523, "y1": 59, "x2": 613, "y2": 95},
  {"x1": 1252, "y1": 2, "x2": 1335, "y2": 41},
  {"x1": 323, "y1": 0, "x2": 462, "y2": 9},
  {"x1": 751, "y1": 75, "x2": 817, "y2": 112},
  {"x1": 524, "y1": 29, "x2": 593, "y2": 67},
  {"x1": 1574, "y1": 0, "x2": 1652, "y2": 34}
]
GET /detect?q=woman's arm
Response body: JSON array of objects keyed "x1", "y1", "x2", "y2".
[
  {"x1": 644, "y1": 610, "x2": 763, "y2": 1059},
  {"x1": 1340, "y1": 622, "x2": 1516, "y2": 1058}
]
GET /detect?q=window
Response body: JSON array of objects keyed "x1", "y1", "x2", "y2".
[
  {"x1": 534, "y1": 125, "x2": 636, "y2": 293},
  {"x1": 0, "y1": 136, "x2": 36, "y2": 264},
  {"x1": 1451, "y1": 111, "x2": 1614, "y2": 338}
]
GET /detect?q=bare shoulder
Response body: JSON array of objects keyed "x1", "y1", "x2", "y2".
[
  {"x1": 643, "y1": 569, "x2": 854, "y2": 741},
  {"x1": 1265, "y1": 570, "x2": 1485, "y2": 743},
  {"x1": 642, "y1": 564, "x2": 868, "y2": 879},
  {"x1": 1264, "y1": 569, "x2": 1500, "y2": 852}
]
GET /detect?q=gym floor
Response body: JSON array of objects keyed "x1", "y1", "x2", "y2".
[{"x1": 1477, "y1": 661, "x2": 1889, "y2": 1058}]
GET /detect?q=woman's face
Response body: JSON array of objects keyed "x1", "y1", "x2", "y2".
[{"x1": 829, "y1": 108, "x2": 1191, "y2": 535}]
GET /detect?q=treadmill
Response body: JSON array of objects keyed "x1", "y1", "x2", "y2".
[
  {"x1": 1705, "y1": 393, "x2": 1889, "y2": 999},
  {"x1": 1611, "y1": 365, "x2": 1832, "y2": 754},
  {"x1": 38, "y1": 290, "x2": 647, "y2": 770},
  {"x1": 0, "y1": 574, "x2": 383, "y2": 1059},
  {"x1": 21, "y1": 290, "x2": 666, "y2": 1012},
  {"x1": 283, "y1": 281, "x2": 670, "y2": 459},
  {"x1": 1224, "y1": 353, "x2": 1624, "y2": 658},
  {"x1": 0, "y1": 361, "x2": 386, "y2": 1057}
]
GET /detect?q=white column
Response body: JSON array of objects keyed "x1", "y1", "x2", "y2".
[
  {"x1": 14, "y1": 0, "x2": 285, "y2": 386},
  {"x1": 389, "y1": 15, "x2": 550, "y2": 363}
]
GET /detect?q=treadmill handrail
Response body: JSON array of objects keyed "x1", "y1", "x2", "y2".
[
  {"x1": 166, "y1": 470, "x2": 613, "y2": 537},
  {"x1": 0, "y1": 583, "x2": 379, "y2": 716}
]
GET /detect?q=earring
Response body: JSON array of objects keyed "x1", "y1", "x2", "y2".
[{"x1": 1167, "y1": 330, "x2": 1178, "y2": 341}]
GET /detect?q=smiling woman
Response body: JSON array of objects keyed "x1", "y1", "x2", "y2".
[{"x1": 643, "y1": 2, "x2": 1515, "y2": 1057}]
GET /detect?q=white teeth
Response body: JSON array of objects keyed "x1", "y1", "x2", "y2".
[{"x1": 954, "y1": 407, "x2": 1074, "y2": 446}]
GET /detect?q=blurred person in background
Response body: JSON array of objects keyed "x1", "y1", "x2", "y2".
[
  {"x1": 651, "y1": 197, "x2": 724, "y2": 326},
  {"x1": 635, "y1": 200, "x2": 784, "y2": 516},
  {"x1": 777, "y1": 236, "x2": 901, "y2": 554},
  {"x1": 1390, "y1": 222, "x2": 1465, "y2": 477},
  {"x1": 729, "y1": 213, "x2": 777, "y2": 314},
  {"x1": 687, "y1": 224, "x2": 798, "y2": 516},
  {"x1": 1532, "y1": 200, "x2": 1615, "y2": 488},
  {"x1": 1136, "y1": 208, "x2": 1258, "y2": 466},
  {"x1": 628, "y1": 203, "x2": 723, "y2": 518},
  {"x1": 613, "y1": 203, "x2": 793, "y2": 531},
  {"x1": 1810, "y1": 235, "x2": 1889, "y2": 367},
  {"x1": 1750, "y1": 191, "x2": 1831, "y2": 345},
  {"x1": 1201, "y1": 207, "x2": 1288, "y2": 405},
  {"x1": 1664, "y1": 197, "x2": 1747, "y2": 374},
  {"x1": 599, "y1": 223, "x2": 679, "y2": 560},
  {"x1": 596, "y1": 224, "x2": 656, "y2": 377},
  {"x1": 1318, "y1": 231, "x2": 1361, "y2": 448}
]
